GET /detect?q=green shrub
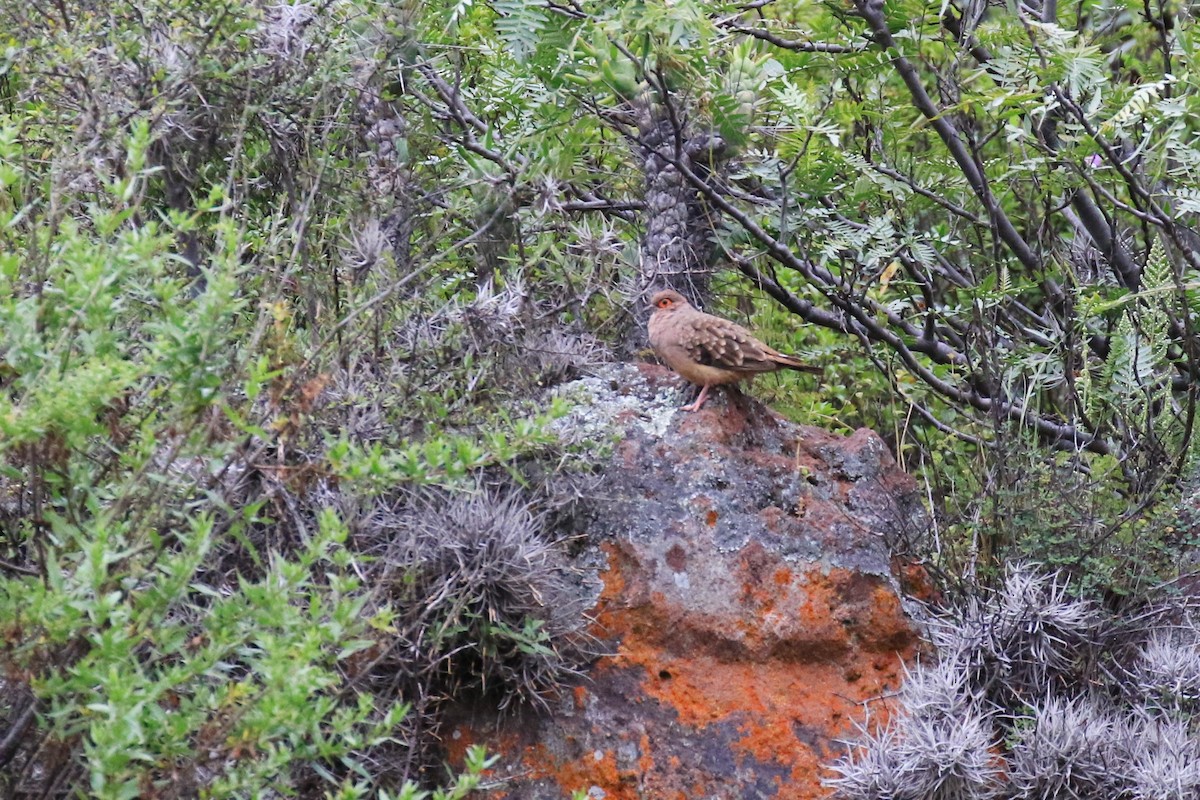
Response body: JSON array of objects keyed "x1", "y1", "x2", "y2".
[{"x1": 0, "y1": 1, "x2": 596, "y2": 793}]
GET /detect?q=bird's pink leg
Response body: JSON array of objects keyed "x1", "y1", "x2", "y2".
[{"x1": 681, "y1": 384, "x2": 712, "y2": 412}]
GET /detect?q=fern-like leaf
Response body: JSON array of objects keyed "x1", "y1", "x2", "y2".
[
  {"x1": 1099, "y1": 313, "x2": 1135, "y2": 414},
  {"x1": 1142, "y1": 236, "x2": 1170, "y2": 291},
  {"x1": 448, "y1": 0, "x2": 475, "y2": 29},
  {"x1": 1102, "y1": 76, "x2": 1174, "y2": 134},
  {"x1": 493, "y1": 0, "x2": 547, "y2": 63}
]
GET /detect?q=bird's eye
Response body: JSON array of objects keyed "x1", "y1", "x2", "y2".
[{"x1": 657, "y1": 298, "x2": 671, "y2": 308}]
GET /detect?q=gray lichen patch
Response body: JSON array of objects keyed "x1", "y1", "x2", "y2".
[{"x1": 547, "y1": 363, "x2": 680, "y2": 447}]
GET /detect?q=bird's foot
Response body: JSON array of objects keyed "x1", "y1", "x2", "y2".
[{"x1": 680, "y1": 385, "x2": 711, "y2": 412}]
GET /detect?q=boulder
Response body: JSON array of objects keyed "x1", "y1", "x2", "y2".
[{"x1": 446, "y1": 364, "x2": 927, "y2": 799}]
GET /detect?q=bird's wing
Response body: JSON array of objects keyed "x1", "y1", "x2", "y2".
[{"x1": 682, "y1": 315, "x2": 781, "y2": 373}]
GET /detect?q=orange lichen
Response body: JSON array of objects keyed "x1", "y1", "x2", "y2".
[
  {"x1": 523, "y1": 744, "x2": 636, "y2": 800},
  {"x1": 573, "y1": 684, "x2": 588, "y2": 711},
  {"x1": 572, "y1": 557, "x2": 914, "y2": 795},
  {"x1": 637, "y1": 732, "x2": 654, "y2": 776},
  {"x1": 443, "y1": 395, "x2": 925, "y2": 799}
]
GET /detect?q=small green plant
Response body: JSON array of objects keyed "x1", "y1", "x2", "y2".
[
  {"x1": 327, "y1": 399, "x2": 569, "y2": 493},
  {"x1": 377, "y1": 746, "x2": 499, "y2": 800}
]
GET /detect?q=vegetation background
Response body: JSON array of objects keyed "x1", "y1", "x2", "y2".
[{"x1": 2, "y1": 0, "x2": 1200, "y2": 796}]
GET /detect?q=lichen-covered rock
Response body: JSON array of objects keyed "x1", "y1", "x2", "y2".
[{"x1": 445, "y1": 364, "x2": 926, "y2": 799}]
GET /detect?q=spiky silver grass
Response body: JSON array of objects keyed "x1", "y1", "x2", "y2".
[
  {"x1": 342, "y1": 218, "x2": 389, "y2": 279},
  {"x1": 454, "y1": 276, "x2": 608, "y2": 390},
  {"x1": 827, "y1": 564, "x2": 1200, "y2": 800},
  {"x1": 1125, "y1": 719, "x2": 1200, "y2": 800},
  {"x1": 260, "y1": 2, "x2": 316, "y2": 62},
  {"x1": 1131, "y1": 629, "x2": 1200, "y2": 714},
  {"x1": 369, "y1": 488, "x2": 592, "y2": 710},
  {"x1": 1007, "y1": 696, "x2": 1124, "y2": 799},
  {"x1": 828, "y1": 702, "x2": 1001, "y2": 800},
  {"x1": 925, "y1": 565, "x2": 1105, "y2": 699}
]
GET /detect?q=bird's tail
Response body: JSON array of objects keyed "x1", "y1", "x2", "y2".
[{"x1": 771, "y1": 353, "x2": 823, "y2": 374}]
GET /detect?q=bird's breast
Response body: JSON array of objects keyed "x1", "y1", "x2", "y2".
[{"x1": 649, "y1": 312, "x2": 743, "y2": 387}]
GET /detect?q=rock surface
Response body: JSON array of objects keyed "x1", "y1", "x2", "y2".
[{"x1": 447, "y1": 364, "x2": 927, "y2": 799}]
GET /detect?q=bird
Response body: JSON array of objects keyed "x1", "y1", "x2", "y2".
[{"x1": 647, "y1": 288, "x2": 821, "y2": 412}]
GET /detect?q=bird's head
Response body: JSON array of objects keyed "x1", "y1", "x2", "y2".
[{"x1": 650, "y1": 289, "x2": 689, "y2": 313}]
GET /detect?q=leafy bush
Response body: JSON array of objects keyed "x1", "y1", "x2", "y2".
[{"x1": 0, "y1": 0, "x2": 601, "y2": 795}]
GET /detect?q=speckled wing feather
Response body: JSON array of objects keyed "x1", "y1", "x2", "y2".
[{"x1": 683, "y1": 314, "x2": 782, "y2": 373}]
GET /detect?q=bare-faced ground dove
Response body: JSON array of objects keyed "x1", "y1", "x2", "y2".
[{"x1": 647, "y1": 288, "x2": 822, "y2": 412}]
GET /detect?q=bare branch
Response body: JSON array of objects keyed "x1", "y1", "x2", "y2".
[
  {"x1": 660, "y1": 136, "x2": 1112, "y2": 453},
  {"x1": 724, "y1": 23, "x2": 867, "y2": 53},
  {"x1": 854, "y1": 0, "x2": 1042, "y2": 273}
]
